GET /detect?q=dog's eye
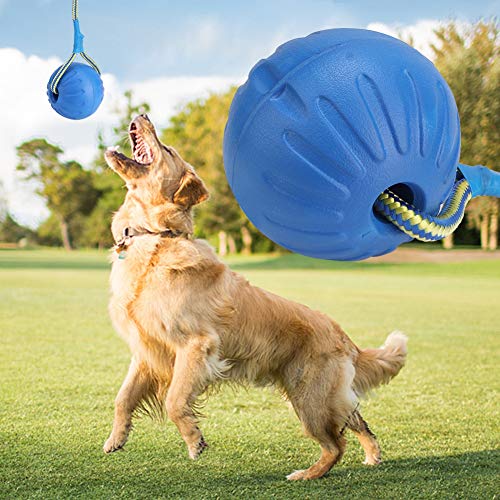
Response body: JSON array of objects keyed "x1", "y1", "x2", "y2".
[{"x1": 164, "y1": 146, "x2": 174, "y2": 157}]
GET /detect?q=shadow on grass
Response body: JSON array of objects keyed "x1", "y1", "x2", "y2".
[
  {"x1": 95, "y1": 449, "x2": 500, "y2": 498},
  {"x1": 3, "y1": 448, "x2": 497, "y2": 498}
]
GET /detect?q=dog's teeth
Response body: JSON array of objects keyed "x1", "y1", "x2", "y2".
[{"x1": 131, "y1": 136, "x2": 152, "y2": 165}]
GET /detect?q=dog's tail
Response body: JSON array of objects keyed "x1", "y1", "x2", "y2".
[{"x1": 353, "y1": 331, "x2": 407, "y2": 396}]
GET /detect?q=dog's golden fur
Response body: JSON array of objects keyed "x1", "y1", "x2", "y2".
[{"x1": 103, "y1": 115, "x2": 407, "y2": 480}]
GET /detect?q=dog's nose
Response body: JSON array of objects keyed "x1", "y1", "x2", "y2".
[{"x1": 130, "y1": 114, "x2": 151, "y2": 132}]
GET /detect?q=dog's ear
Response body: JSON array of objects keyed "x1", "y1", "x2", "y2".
[{"x1": 173, "y1": 170, "x2": 209, "y2": 207}]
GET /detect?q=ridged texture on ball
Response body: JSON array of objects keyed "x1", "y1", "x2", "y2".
[
  {"x1": 223, "y1": 28, "x2": 460, "y2": 260},
  {"x1": 47, "y1": 62, "x2": 104, "y2": 120}
]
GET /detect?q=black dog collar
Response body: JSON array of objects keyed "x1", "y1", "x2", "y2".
[{"x1": 115, "y1": 226, "x2": 185, "y2": 258}]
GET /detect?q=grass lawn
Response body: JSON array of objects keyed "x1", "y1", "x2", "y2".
[{"x1": 0, "y1": 248, "x2": 498, "y2": 499}]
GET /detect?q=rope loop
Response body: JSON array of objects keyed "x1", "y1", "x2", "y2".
[
  {"x1": 374, "y1": 177, "x2": 472, "y2": 242},
  {"x1": 50, "y1": 0, "x2": 101, "y2": 95}
]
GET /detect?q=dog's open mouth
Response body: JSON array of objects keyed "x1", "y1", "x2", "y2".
[{"x1": 130, "y1": 122, "x2": 154, "y2": 165}]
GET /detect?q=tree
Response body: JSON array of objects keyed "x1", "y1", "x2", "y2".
[
  {"x1": 432, "y1": 20, "x2": 499, "y2": 249},
  {"x1": 162, "y1": 89, "x2": 276, "y2": 254},
  {"x1": 36, "y1": 213, "x2": 63, "y2": 247},
  {"x1": 0, "y1": 181, "x2": 35, "y2": 245},
  {"x1": 85, "y1": 90, "x2": 151, "y2": 248},
  {"x1": 16, "y1": 140, "x2": 98, "y2": 250},
  {"x1": 0, "y1": 214, "x2": 34, "y2": 244}
]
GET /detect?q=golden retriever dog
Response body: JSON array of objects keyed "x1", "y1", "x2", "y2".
[{"x1": 103, "y1": 114, "x2": 407, "y2": 480}]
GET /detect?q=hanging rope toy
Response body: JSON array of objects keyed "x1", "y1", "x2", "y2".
[
  {"x1": 47, "y1": 0, "x2": 104, "y2": 120},
  {"x1": 374, "y1": 167, "x2": 499, "y2": 243},
  {"x1": 224, "y1": 28, "x2": 500, "y2": 260}
]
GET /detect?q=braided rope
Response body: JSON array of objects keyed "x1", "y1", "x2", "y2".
[
  {"x1": 80, "y1": 51, "x2": 100, "y2": 74},
  {"x1": 374, "y1": 178, "x2": 472, "y2": 242},
  {"x1": 72, "y1": 0, "x2": 78, "y2": 20},
  {"x1": 50, "y1": 0, "x2": 101, "y2": 95}
]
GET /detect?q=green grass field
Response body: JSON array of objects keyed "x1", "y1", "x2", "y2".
[{"x1": 0, "y1": 248, "x2": 498, "y2": 499}]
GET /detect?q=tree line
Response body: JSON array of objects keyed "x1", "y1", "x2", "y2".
[{"x1": 1, "y1": 20, "x2": 498, "y2": 253}]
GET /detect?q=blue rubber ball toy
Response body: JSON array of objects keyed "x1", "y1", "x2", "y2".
[
  {"x1": 47, "y1": 62, "x2": 104, "y2": 120},
  {"x1": 224, "y1": 28, "x2": 463, "y2": 260}
]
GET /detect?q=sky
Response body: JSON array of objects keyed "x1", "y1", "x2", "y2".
[{"x1": 0, "y1": 0, "x2": 498, "y2": 226}]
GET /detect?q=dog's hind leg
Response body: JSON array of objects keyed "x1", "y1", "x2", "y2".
[
  {"x1": 166, "y1": 335, "x2": 223, "y2": 460},
  {"x1": 286, "y1": 359, "x2": 356, "y2": 480},
  {"x1": 347, "y1": 410, "x2": 381, "y2": 465},
  {"x1": 103, "y1": 357, "x2": 152, "y2": 453},
  {"x1": 286, "y1": 422, "x2": 346, "y2": 481}
]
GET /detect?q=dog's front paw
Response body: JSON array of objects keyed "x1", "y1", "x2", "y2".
[
  {"x1": 103, "y1": 433, "x2": 127, "y2": 454},
  {"x1": 188, "y1": 436, "x2": 208, "y2": 460},
  {"x1": 363, "y1": 455, "x2": 382, "y2": 466}
]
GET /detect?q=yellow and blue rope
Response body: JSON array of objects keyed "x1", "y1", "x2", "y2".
[
  {"x1": 49, "y1": 0, "x2": 101, "y2": 95},
  {"x1": 374, "y1": 178, "x2": 472, "y2": 242}
]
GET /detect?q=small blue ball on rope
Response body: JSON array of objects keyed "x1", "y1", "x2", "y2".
[
  {"x1": 47, "y1": 0, "x2": 103, "y2": 120},
  {"x1": 47, "y1": 62, "x2": 103, "y2": 120}
]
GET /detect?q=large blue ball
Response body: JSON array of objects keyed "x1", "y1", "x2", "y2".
[
  {"x1": 47, "y1": 62, "x2": 104, "y2": 120},
  {"x1": 224, "y1": 29, "x2": 460, "y2": 260}
]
